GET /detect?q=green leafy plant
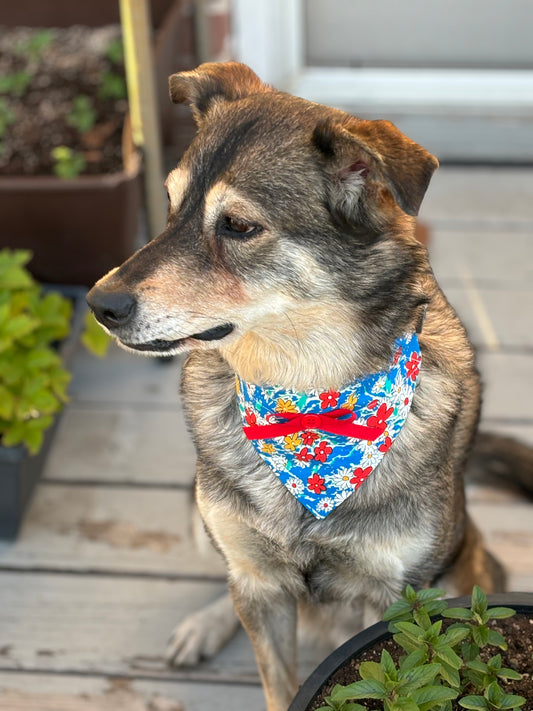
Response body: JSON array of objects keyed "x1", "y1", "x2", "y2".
[
  {"x1": 14, "y1": 29, "x2": 53, "y2": 62},
  {"x1": 51, "y1": 145, "x2": 86, "y2": 179},
  {"x1": 66, "y1": 95, "x2": 96, "y2": 134},
  {"x1": 0, "y1": 249, "x2": 110, "y2": 455},
  {"x1": 317, "y1": 586, "x2": 525, "y2": 711},
  {"x1": 98, "y1": 70, "x2": 127, "y2": 101},
  {"x1": 106, "y1": 37, "x2": 124, "y2": 66},
  {"x1": 0, "y1": 98, "x2": 15, "y2": 139},
  {"x1": 0, "y1": 71, "x2": 31, "y2": 98}
]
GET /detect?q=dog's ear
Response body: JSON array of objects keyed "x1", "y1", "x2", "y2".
[
  {"x1": 169, "y1": 61, "x2": 272, "y2": 124},
  {"x1": 313, "y1": 118, "x2": 438, "y2": 220}
]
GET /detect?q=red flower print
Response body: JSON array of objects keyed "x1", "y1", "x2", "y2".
[
  {"x1": 379, "y1": 436, "x2": 392, "y2": 453},
  {"x1": 350, "y1": 466, "x2": 373, "y2": 486},
  {"x1": 296, "y1": 447, "x2": 314, "y2": 462},
  {"x1": 392, "y1": 346, "x2": 402, "y2": 365},
  {"x1": 314, "y1": 440, "x2": 333, "y2": 463},
  {"x1": 301, "y1": 430, "x2": 319, "y2": 446},
  {"x1": 307, "y1": 473, "x2": 326, "y2": 494},
  {"x1": 319, "y1": 390, "x2": 340, "y2": 409},
  {"x1": 368, "y1": 399, "x2": 379, "y2": 410},
  {"x1": 405, "y1": 351, "x2": 421, "y2": 381},
  {"x1": 367, "y1": 403, "x2": 394, "y2": 429},
  {"x1": 245, "y1": 409, "x2": 256, "y2": 426}
]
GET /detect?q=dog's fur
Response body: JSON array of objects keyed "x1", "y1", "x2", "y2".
[{"x1": 87, "y1": 62, "x2": 533, "y2": 711}]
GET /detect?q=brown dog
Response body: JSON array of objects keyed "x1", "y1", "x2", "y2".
[{"x1": 87, "y1": 62, "x2": 532, "y2": 711}]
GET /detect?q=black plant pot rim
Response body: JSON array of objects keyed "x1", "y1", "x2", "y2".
[{"x1": 288, "y1": 592, "x2": 533, "y2": 711}]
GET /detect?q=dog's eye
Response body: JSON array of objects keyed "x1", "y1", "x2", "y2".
[{"x1": 218, "y1": 216, "x2": 262, "y2": 239}]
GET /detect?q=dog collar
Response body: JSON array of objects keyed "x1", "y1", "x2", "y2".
[{"x1": 236, "y1": 332, "x2": 421, "y2": 519}]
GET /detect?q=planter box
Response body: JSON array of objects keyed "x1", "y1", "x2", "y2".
[
  {"x1": 289, "y1": 592, "x2": 533, "y2": 711},
  {"x1": 0, "y1": 0, "x2": 187, "y2": 286},
  {"x1": 0, "y1": 118, "x2": 142, "y2": 287},
  {"x1": 0, "y1": 286, "x2": 86, "y2": 540}
]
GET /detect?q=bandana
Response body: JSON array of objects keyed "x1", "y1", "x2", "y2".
[{"x1": 236, "y1": 332, "x2": 421, "y2": 519}]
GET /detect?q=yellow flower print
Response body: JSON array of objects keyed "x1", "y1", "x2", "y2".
[
  {"x1": 344, "y1": 393, "x2": 358, "y2": 411},
  {"x1": 261, "y1": 442, "x2": 276, "y2": 454},
  {"x1": 276, "y1": 398, "x2": 298, "y2": 413},
  {"x1": 284, "y1": 433, "x2": 303, "y2": 451}
]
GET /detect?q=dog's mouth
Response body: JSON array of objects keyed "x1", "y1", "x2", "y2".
[{"x1": 122, "y1": 323, "x2": 235, "y2": 353}]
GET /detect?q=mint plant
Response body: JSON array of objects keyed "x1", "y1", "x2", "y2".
[
  {"x1": 51, "y1": 145, "x2": 86, "y2": 179},
  {"x1": 66, "y1": 95, "x2": 96, "y2": 134},
  {"x1": 0, "y1": 249, "x2": 109, "y2": 454},
  {"x1": 317, "y1": 586, "x2": 525, "y2": 711}
]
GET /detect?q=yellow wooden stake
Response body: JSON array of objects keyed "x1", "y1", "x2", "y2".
[{"x1": 119, "y1": 0, "x2": 166, "y2": 239}]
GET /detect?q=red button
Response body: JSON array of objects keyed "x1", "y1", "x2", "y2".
[{"x1": 301, "y1": 414, "x2": 321, "y2": 429}]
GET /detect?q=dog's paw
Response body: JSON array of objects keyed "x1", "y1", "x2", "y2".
[{"x1": 166, "y1": 593, "x2": 239, "y2": 667}]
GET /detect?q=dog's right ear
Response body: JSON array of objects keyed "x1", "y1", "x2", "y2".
[{"x1": 169, "y1": 61, "x2": 272, "y2": 124}]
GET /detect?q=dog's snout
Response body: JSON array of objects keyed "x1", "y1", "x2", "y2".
[{"x1": 86, "y1": 287, "x2": 136, "y2": 330}]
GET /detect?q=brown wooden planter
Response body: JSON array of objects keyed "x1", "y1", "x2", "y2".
[
  {"x1": 0, "y1": 0, "x2": 187, "y2": 286},
  {"x1": 0, "y1": 120, "x2": 142, "y2": 286}
]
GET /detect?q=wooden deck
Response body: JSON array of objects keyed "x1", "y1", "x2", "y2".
[{"x1": 0, "y1": 166, "x2": 532, "y2": 710}]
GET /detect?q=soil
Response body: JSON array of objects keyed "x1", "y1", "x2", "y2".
[
  {"x1": 0, "y1": 25, "x2": 127, "y2": 176},
  {"x1": 310, "y1": 614, "x2": 533, "y2": 710}
]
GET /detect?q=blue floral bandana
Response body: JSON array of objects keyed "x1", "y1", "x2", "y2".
[{"x1": 236, "y1": 332, "x2": 421, "y2": 519}]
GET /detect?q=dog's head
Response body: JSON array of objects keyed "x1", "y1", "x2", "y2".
[{"x1": 87, "y1": 62, "x2": 437, "y2": 385}]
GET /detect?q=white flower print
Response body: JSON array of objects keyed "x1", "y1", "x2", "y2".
[
  {"x1": 285, "y1": 477, "x2": 304, "y2": 496},
  {"x1": 316, "y1": 497, "x2": 334, "y2": 514},
  {"x1": 392, "y1": 371, "x2": 414, "y2": 419},
  {"x1": 270, "y1": 454, "x2": 288, "y2": 472},
  {"x1": 326, "y1": 467, "x2": 354, "y2": 491}
]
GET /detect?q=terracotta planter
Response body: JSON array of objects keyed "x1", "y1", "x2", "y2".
[
  {"x1": 0, "y1": 0, "x2": 187, "y2": 286},
  {"x1": 289, "y1": 593, "x2": 533, "y2": 711},
  {"x1": 0, "y1": 286, "x2": 86, "y2": 540}
]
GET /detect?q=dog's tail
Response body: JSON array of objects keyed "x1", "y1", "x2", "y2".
[{"x1": 468, "y1": 432, "x2": 533, "y2": 498}]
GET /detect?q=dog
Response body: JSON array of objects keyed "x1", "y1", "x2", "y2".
[{"x1": 87, "y1": 62, "x2": 533, "y2": 711}]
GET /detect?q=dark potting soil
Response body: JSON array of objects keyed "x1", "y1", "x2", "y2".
[
  {"x1": 0, "y1": 25, "x2": 127, "y2": 176},
  {"x1": 310, "y1": 615, "x2": 533, "y2": 710}
]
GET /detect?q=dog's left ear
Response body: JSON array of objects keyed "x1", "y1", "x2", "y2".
[
  {"x1": 169, "y1": 61, "x2": 272, "y2": 124},
  {"x1": 313, "y1": 118, "x2": 439, "y2": 219}
]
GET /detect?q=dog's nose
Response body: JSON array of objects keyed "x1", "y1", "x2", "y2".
[{"x1": 86, "y1": 287, "x2": 136, "y2": 330}]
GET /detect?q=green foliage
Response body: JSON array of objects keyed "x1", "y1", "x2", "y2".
[
  {"x1": 66, "y1": 95, "x2": 96, "y2": 134},
  {"x1": 106, "y1": 37, "x2": 124, "y2": 66},
  {"x1": 14, "y1": 29, "x2": 54, "y2": 62},
  {"x1": 98, "y1": 70, "x2": 127, "y2": 101},
  {"x1": 0, "y1": 97, "x2": 15, "y2": 139},
  {"x1": 0, "y1": 249, "x2": 110, "y2": 455},
  {"x1": 319, "y1": 586, "x2": 525, "y2": 711},
  {"x1": 51, "y1": 145, "x2": 86, "y2": 179},
  {"x1": 0, "y1": 70, "x2": 31, "y2": 97}
]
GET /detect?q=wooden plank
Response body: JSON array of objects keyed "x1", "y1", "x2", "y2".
[
  {"x1": 0, "y1": 573, "x2": 254, "y2": 681},
  {"x1": 477, "y1": 352, "x2": 533, "y2": 421},
  {"x1": 43, "y1": 407, "x2": 196, "y2": 485},
  {"x1": 469, "y1": 500, "x2": 533, "y2": 587},
  {"x1": 0, "y1": 573, "x2": 330, "y2": 684},
  {"x1": 69, "y1": 344, "x2": 185, "y2": 408},
  {"x1": 0, "y1": 672, "x2": 263, "y2": 711},
  {"x1": 0, "y1": 484, "x2": 226, "y2": 578}
]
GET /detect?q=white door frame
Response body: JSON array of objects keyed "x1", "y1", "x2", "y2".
[{"x1": 231, "y1": 0, "x2": 533, "y2": 161}]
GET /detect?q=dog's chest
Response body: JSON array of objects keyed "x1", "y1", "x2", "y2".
[{"x1": 184, "y1": 351, "x2": 433, "y2": 599}]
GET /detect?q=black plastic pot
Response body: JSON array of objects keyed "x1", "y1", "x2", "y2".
[
  {"x1": 289, "y1": 592, "x2": 533, "y2": 711},
  {"x1": 0, "y1": 285, "x2": 86, "y2": 540}
]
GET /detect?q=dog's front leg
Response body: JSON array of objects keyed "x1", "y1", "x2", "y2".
[{"x1": 229, "y1": 577, "x2": 298, "y2": 711}]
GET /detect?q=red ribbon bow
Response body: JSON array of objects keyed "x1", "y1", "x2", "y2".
[{"x1": 243, "y1": 408, "x2": 385, "y2": 441}]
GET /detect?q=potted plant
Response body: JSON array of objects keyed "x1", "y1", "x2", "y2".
[
  {"x1": 0, "y1": 249, "x2": 109, "y2": 539},
  {"x1": 290, "y1": 586, "x2": 533, "y2": 711},
  {"x1": 0, "y1": 0, "x2": 187, "y2": 286}
]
